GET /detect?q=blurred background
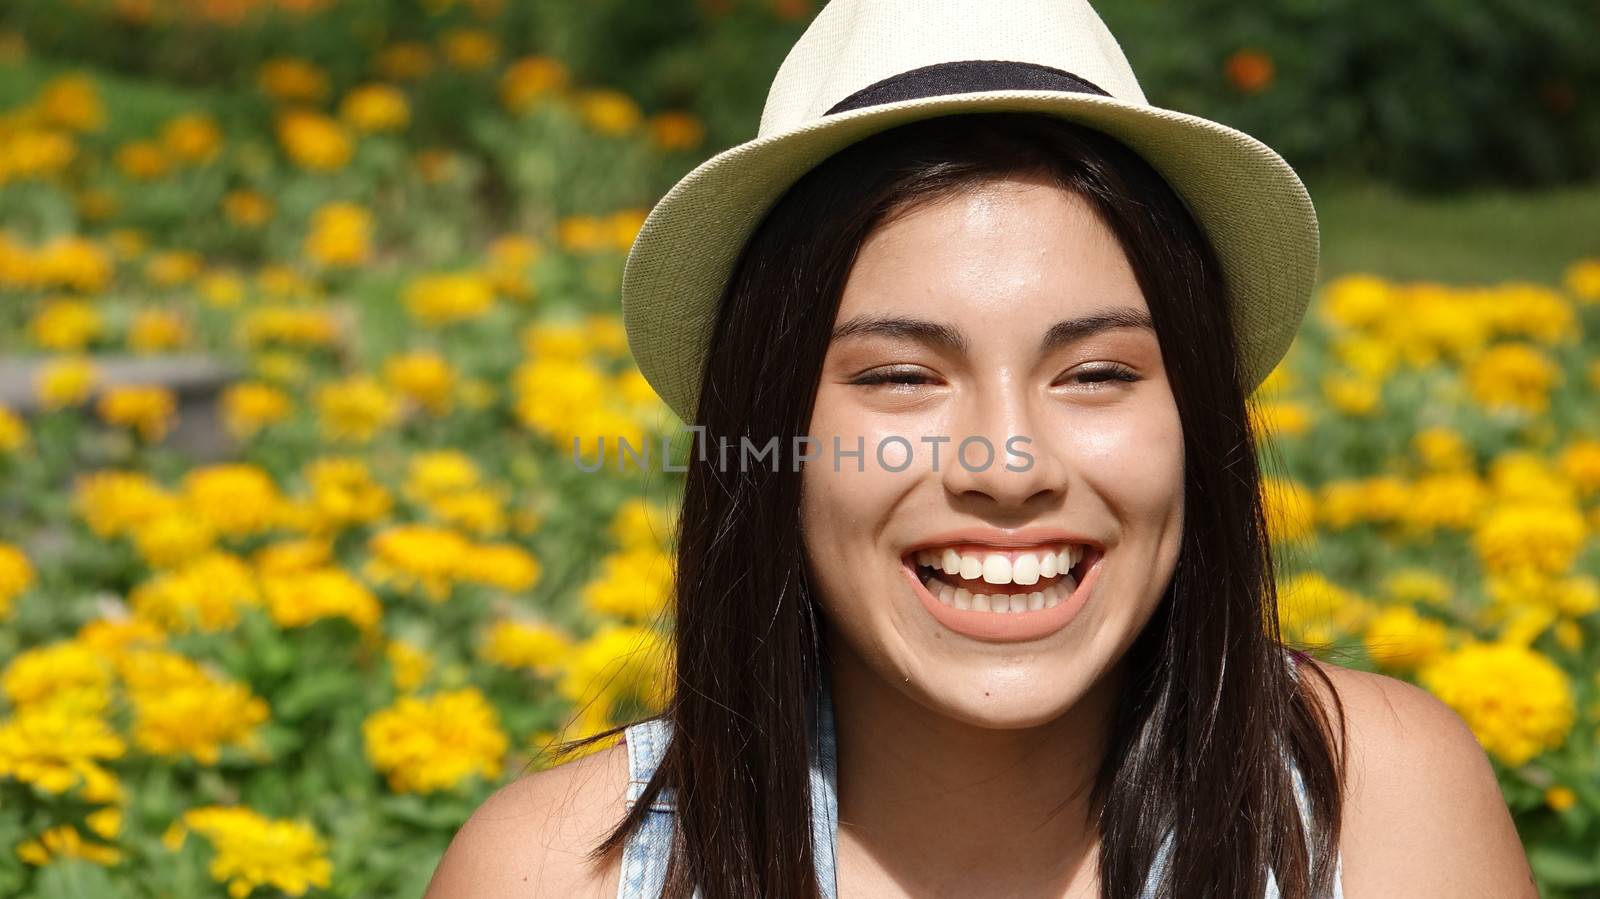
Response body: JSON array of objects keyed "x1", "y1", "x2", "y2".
[{"x1": 0, "y1": 0, "x2": 1596, "y2": 896}]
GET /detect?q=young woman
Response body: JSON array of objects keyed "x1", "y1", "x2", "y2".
[{"x1": 425, "y1": 4, "x2": 1537, "y2": 899}]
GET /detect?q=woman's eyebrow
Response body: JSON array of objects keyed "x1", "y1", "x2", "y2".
[{"x1": 830, "y1": 307, "x2": 1154, "y2": 356}]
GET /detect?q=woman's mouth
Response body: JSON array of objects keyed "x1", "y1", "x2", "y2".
[{"x1": 899, "y1": 541, "x2": 1104, "y2": 642}]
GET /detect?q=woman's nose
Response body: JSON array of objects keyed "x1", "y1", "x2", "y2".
[{"x1": 939, "y1": 383, "x2": 1068, "y2": 508}]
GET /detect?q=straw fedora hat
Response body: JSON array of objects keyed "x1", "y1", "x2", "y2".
[{"x1": 620, "y1": 0, "x2": 1320, "y2": 425}]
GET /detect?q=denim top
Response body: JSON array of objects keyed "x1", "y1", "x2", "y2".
[{"x1": 617, "y1": 652, "x2": 1344, "y2": 898}]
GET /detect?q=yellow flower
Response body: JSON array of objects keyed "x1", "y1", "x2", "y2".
[
  {"x1": 363, "y1": 688, "x2": 507, "y2": 793},
  {"x1": 97, "y1": 384, "x2": 177, "y2": 441},
  {"x1": 1562, "y1": 258, "x2": 1600, "y2": 304},
  {"x1": 35, "y1": 355, "x2": 98, "y2": 408},
  {"x1": 220, "y1": 382, "x2": 293, "y2": 439},
  {"x1": 257, "y1": 57, "x2": 329, "y2": 103},
  {"x1": 260, "y1": 567, "x2": 381, "y2": 633},
  {"x1": 16, "y1": 823, "x2": 123, "y2": 868},
  {"x1": 1320, "y1": 370, "x2": 1381, "y2": 416},
  {"x1": 1412, "y1": 426, "x2": 1473, "y2": 473},
  {"x1": 1317, "y1": 274, "x2": 1392, "y2": 330},
  {"x1": 239, "y1": 306, "x2": 341, "y2": 349},
  {"x1": 558, "y1": 625, "x2": 671, "y2": 723},
  {"x1": 1331, "y1": 335, "x2": 1400, "y2": 381},
  {"x1": 1314, "y1": 476, "x2": 1409, "y2": 530},
  {"x1": 1251, "y1": 400, "x2": 1311, "y2": 439},
  {"x1": 182, "y1": 464, "x2": 287, "y2": 537},
  {"x1": 607, "y1": 209, "x2": 648, "y2": 251},
  {"x1": 0, "y1": 128, "x2": 77, "y2": 185},
  {"x1": 481, "y1": 619, "x2": 570, "y2": 674},
  {"x1": 1397, "y1": 472, "x2": 1488, "y2": 535},
  {"x1": 123, "y1": 649, "x2": 270, "y2": 764},
  {"x1": 404, "y1": 450, "x2": 481, "y2": 502},
  {"x1": 403, "y1": 271, "x2": 495, "y2": 326},
  {"x1": 144, "y1": 249, "x2": 204, "y2": 287},
  {"x1": 2, "y1": 640, "x2": 115, "y2": 714},
  {"x1": 648, "y1": 110, "x2": 704, "y2": 151},
  {"x1": 28, "y1": 297, "x2": 103, "y2": 351},
  {"x1": 276, "y1": 109, "x2": 354, "y2": 172},
  {"x1": 0, "y1": 542, "x2": 34, "y2": 618},
  {"x1": 130, "y1": 552, "x2": 260, "y2": 634},
  {"x1": 173, "y1": 805, "x2": 332, "y2": 899},
  {"x1": 386, "y1": 639, "x2": 433, "y2": 692},
  {"x1": 73, "y1": 470, "x2": 174, "y2": 538},
  {"x1": 1489, "y1": 451, "x2": 1576, "y2": 507},
  {"x1": 499, "y1": 55, "x2": 568, "y2": 113},
  {"x1": 1261, "y1": 477, "x2": 1315, "y2": 544},
  {"x1": 115, "y1": 139, "x2": 170, "y2": 179},
  {"x1": 160, "y1": 113, "x2": 223, "y2": 164},
  {"x1": 1465, "y1": 343, "x2": 1561, "y2": 415},
  {"x1": 1418, "y1": 641, "x2": 1573, "y2": 767},
  {"x1": 457, "y1": 542, "x2": 541, "y2": 591},
  {"x1": 339, "y1": 83, "x2": 409, "y2": 132},
  {"x1": 1380, "y1": 568, "x2": 1453, "y2": 608},
  {"x1": 485, "y1": 234, "x2": 542, "y2": 300},
  {"x1": 129, "y1": 307, "x2": 190, "y2": 353},
  {"x1": 439, "y1": 28, "x2": 499, "y2": 70},
  {"x1": 222, "y1": 189, "x2": 274, "y2": 227},
  {"x1": 252, "y1": 538, "x2": 333, "y2": 576},
  {"x1": 1557, "y1": 438, "x2": 1600, "y2": 498},
  {"x1": 314, "y1": 375, "x2": 399, "y2": 443},
  {"x1": 1481, "y1": 282, "x2": 1577, "y2": 345},
  {"x1": 365, "y1": 524, "x2": 472, "y2": 602},
  {"x1": 376, "y1": 42, "x2": 434, "y2": 81},
  {"x1": 200, "y1": 271, "x2": 247, "y2": 307},
  {"x1": 0, "y1": 405, "x2": 27, "y2": 452},
  {"x1": 0, "y1": 704, "x2": 125, "y2": 796},
  {"x1": 37, "y1": 74, "x2": 105, "y2": 132},
  {"x1": 1473, "y1": 501, "x2": 1586, "y2": 578},
  {"x1": 383, "y1": 350, "x2": 456, "y2": 414},
  {"x1": 304, "y1": 200, "x2": 373, "y2": 267},
  {"x1": 574, "y1": 89, "x2": 641, "y2": 136},
  {"x1": 1277, "y1": 572, "x2": 1373, "y2": 645},
  {"x1": 302, "y1": 456, "x2": 392, "y2": 532},
  {"x1": 610, "y1": 498, "x2": 675, "y2": 551},
  {"x1": 1544, "y1": 786, "x2": 1578, "y2": 812},
  {"x1": 427, "y1": 488, "x2": 509, "y2": 537},
  {"x1": 1362, "y1": 605, "x2": 1450, "y2": 672},
  {"x1": 131, "y1": 510, "x2": 216, "y2": 568},
  {"x1": 583, "y1": 547, "x2": 673, "y2": 621}
]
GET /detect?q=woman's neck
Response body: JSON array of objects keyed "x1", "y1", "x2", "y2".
[{"x1": 827, "y1": 643, "x2": 1123, "y2": 898}]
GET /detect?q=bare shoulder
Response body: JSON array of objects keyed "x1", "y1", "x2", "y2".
[
  {"x1": 1298, "y1": 658, "x2": 1538, "y2": 899},
  {"x1": 422, "y1": 741, "x2": 631, "y2": 899}
]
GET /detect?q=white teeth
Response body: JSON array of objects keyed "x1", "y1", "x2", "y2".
[
  {"x1": 1012, "y1": 553, "x2": 1040, "y2": 585},
  {"x1": 913, "y1": 542, "x2": 1093, "y2": 612},
  {"x1": 981, "y1": 554, "x2": 1012, "y2": 585},
  {"x1": 917, "y1": 545, "x2": 1088, "y2": 585}
]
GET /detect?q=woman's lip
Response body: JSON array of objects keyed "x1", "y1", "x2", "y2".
[{"x1": 900, "y1": 547, "x2": 1103, "y2": 644}]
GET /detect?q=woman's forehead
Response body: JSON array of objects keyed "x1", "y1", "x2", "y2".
[{"x1": 837, "y1": 182, "x2": 1147, "y2": 334}]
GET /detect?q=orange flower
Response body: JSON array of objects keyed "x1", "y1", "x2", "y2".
[{"x1": 1224, "y1": 49, "x2": 1275, "y2": 94}]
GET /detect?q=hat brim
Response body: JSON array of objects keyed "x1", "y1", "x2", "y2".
[{"x1": 621, "y1": 89, "x2": 1320, "y2": 424}]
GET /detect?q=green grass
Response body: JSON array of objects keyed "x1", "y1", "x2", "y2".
[{"x1": 1307, "y1": 172, "x2": 1600, "y2": 286}]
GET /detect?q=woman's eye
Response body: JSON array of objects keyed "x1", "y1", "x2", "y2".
[
  {"x1": 1059, "y1": 364, "x2": 1141, "y2": 387},
  {"x1": 851, "y1": 367, "x2": 934, "y2": 388}
]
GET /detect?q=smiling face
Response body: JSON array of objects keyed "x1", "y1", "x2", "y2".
[{"x1": 799, "y1": 172, "x2": 1187, "y2": 730}]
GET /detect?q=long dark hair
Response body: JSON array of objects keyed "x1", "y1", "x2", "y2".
[{"x1": 558, "y1": 112, "x2": 1348, "y2": 899}]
